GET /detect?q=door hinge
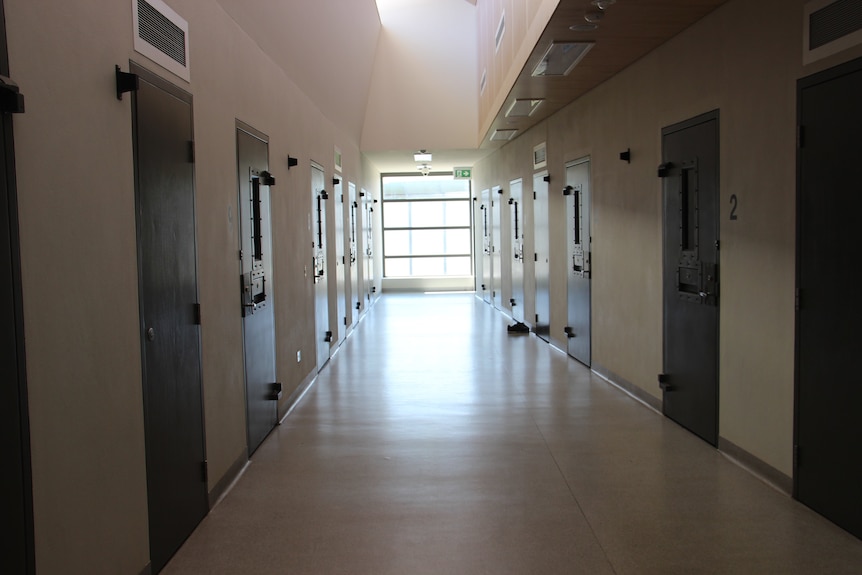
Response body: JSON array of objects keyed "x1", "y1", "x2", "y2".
[
  {"x1": 533, "y1": 191, "x2": 537, "y2": 200},
  {"x1": 543, "y1": 175, "x2": 550, "y2": 183},
  {"x1": 795, "y1": 287, "x2": 801, "y2": 311},
  {"x1": 239, "y1": 249, "x2": 243, "y2": 260},
  {"x1": 658, "y1": 373, "x2": 673, "y2": 392},
  {"x1": 534, "y1": 253, "x2": 538, "y2": 262},
  {"x1": 193, "y1": 303, "x2": 201, "y2": 325},
  {"x1": 201, "y1": 460, "x2": 208, "y2": 483},
  {"x1": 797, "y1": 125, "x2": 805, "y2": 149},
  {"x1": 188, "y1": 140, "x2": 195, "y2": 163},
  {"x1": 535, "y1": 313, "x2": 539, "y2": 323},
  {"x1": 0, "y1": 75, "x2": 25, "y2": 113},
  {"x1": 344, "y1": 316, "x2": 347, "y2": 326}
]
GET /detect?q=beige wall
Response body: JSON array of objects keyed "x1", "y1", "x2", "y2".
[
  {"x1": 6, "y1": 0, "x2": 380, "y2": 572},
  {"x1": 475, "y1": 0, "x2": 862, "y2": 478}
]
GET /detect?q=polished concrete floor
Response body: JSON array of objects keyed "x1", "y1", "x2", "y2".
[{"x1": 164, "y1": 293, "x2": 862, "y2": 574}]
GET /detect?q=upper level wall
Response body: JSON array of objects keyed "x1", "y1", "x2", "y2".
[{"x1": 477, "y1": 0, "x2": 560, "y2": 138}]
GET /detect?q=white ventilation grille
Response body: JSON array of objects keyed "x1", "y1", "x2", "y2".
[
  {"x1": 133, "y1": 0, "x2": 190, "y2": 81},
  {"x1": 495, "y1": 11, "x2": 506, "y2": 53},
  {"x1": 804, "y1": 0, "x2": 862, "y2": 65},
  {"x1": 533, "y1": 142, "x2": 547, "y2": 170}
]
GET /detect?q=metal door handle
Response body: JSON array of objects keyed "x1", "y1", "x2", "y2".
[{"x1": 146, "y1": 327, "x2": 155, "y2": 341}]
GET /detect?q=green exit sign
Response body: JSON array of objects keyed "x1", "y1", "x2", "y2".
[{"x1": 453, "y1": 167, "x2": 472, "y2": 179}]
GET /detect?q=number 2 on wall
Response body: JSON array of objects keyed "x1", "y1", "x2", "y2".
[{"x1": 729, "y1": 194, "x2": 738, "y2": 221}]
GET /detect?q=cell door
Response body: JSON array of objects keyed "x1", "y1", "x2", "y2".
[
  {"x1": 533, "y1": 172, "x2": 550, "y2": 340},
  {"x1": 491, "y1": 186, "x2": 502, "y2": 310},
  {"x1": 509, "y1": 179, "x2": 525, "y2": 325},
  {"x1": 333, "y1": 177, "x2": 346, "y2": 345},
  {"x1": 363, "y1": 190, "x2": 374, "y2": 305},
  {"x1": 311, "y1": 164, "x2": 331, "y2": 371},
  {"x1": 660, "y1": 110, "x2": 720, "y2": 447},
  {"x1": 796, "y1": 57, "x2": 862, "y2": 539},
  {"x1": 131, "y1": 63, "x2": 207, "y2": 573},
  {"x1": 0, "y1": 9, "x2": 33, "y2": 570},
  {"x1": 481, "y1": 188, "x2": 492, "y2": 304},
  {"x1": 564, "y1": 159, "x2": 591, "y2": 366},
  {"x1": 237, "y1": 124, "x2": 278, "y2": 455},
  {"x1": 348, "y1": 183, "x2": 360, "y2": 318}
]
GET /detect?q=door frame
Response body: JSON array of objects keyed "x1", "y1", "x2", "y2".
[
  {"x1": 0, "y1": 0, "x2": 35, "y2": 569},
  {"x1": 794, "y1": 55, "x2": 862, "y2": 504},
  {"x1": 660, "y1": 109, "x2": 720, "y2": 446},
  {"x1": 565, "y1": 157, "x2": 592, "y2": 366},
  {"x1": 131, "y1": 61, "x2": 208, "y2": 571}
]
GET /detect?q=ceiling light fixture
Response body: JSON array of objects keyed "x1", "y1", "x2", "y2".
[
  {"x1": 490, "y1": 129, "x2": 518, "y2": 141},
  {"x1": 532, "y1": 41, "x2": 594, "y2": 77},
  {"x1": 570, "y1": 23, "x2": 598, "y2": 32},
  {"x1": 584, "y1": 11, "x2": 604, "y2": 23},
  {"x1": 417, "y1": 163, "x2": 432, "y2": 176},
  {"x1": 505, "y1": 98, "x2": 544, "y2": 118},
  {"x1": 591, "y1": 0, "x2": 616, "y2": 9},
  {"x1": 413, "y1": 150, "x2": 432, "y2": 162}
]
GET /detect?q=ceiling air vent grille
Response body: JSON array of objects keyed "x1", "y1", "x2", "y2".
[
  {"x1": 810, "y1": 0, "x2": 862, "y2": 49},
  {"x1": 804, "y1": 0, "x2": 862, "y2": 65},
  {"x1": 133, "y1": 0, "x2": 190, "y2": 81}
]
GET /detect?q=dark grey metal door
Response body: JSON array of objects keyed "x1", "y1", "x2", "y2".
[
  {"x1": 237, "y1": 124, "x2": 278, "y2": 455},
  {"x1": 334, "y1": 178, "x2": 346, "y2": 343},
  {"x1": 349, "y1": 182, "x2": 360, "y2": 320},
  {"x1": 480, "y1": 188, "x2": 492, "y2": 304},
  {"x1": 312, "y1": 164, "x2": 331, "y2": 370},
  {"x1": 363, "y1": 189, "x2": 375, "y2": 306},
  {"x1": 131, "y1": 63, "x2": 207, "y2": 573},
  {"x1": 660, "y1": 110, "x2": 720, "y2": 446},
  {"x1": 796, "y1": 57, "x2": 862, "y2": 539},
  {"x1": 491, "y1": 186, "x2": 502, "y2": 310},
  {"x1": 0, "y1": 5, "x2": 33, "y2": 570},
  {"x1": 509, "y1": 179, "x2": 524, "y2": 324},
  {"x1": 565, "y1": 159, "x2": 591, "y2": 366},
  {"x1": 533, "y1": 172, "x2": 550, "y2": 340}
]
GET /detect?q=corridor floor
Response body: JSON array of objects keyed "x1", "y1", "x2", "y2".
[{"x1": 163, "y1": 293, "x2": 862, "y2": 574}]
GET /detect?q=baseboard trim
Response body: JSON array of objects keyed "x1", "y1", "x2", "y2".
[
  {"x1": 718, "y1": 436, "x2": 793, "y2": 496},
  {"x1": 208, "y1": 447, "x2": 249, "y2": 509},
  {"x1": 279, "y1": 368, "x2": 316, "y2": 424},
  {"x1": 591, "y1": 362, "x2": 663, "y2": 413}
]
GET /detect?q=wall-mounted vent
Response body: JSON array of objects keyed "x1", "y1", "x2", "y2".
[
  {"x1": 133, "y1": 0, "x2": 190, "y2": 81},
  {"x1": 495, "y1": 11, "x2": 506, "y2": 53},
  {"x1": 804, "y1": 0, "x2": 862, "y2": 65},
  {"x1": 533, "y1": 142, "x2": 547, "y2": 170}
]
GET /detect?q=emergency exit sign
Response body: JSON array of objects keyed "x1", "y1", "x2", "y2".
[{"x1": 453, "y1": 167, "x2": 472, "y2": 179}]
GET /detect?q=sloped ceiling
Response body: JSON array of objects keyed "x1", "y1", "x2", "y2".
[
  {"x1": 214, "y1": 0, "x2": 382, "y2": 142},
  {"x1": 362, "y1": 0, "x2": 481, "y2": 165}
]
